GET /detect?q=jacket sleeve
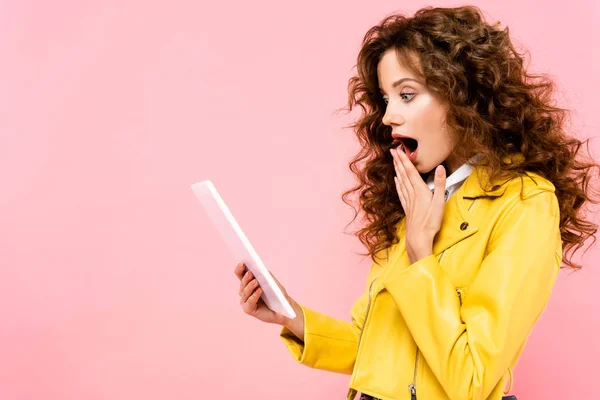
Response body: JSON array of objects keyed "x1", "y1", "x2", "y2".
[
  {"x1": 279, "y1": 262, "x2": 379, "y2": 374},
  {"x1": 383, "y1": 190, "x2": 562, "y2": 400}
]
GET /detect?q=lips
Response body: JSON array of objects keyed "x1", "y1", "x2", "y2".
[
  {"x1": 393, "y1": 137, "x2": 418, "y2": 153},
  {"x1": 392, "y1": 133, "x2": 419, "y2": 161}
]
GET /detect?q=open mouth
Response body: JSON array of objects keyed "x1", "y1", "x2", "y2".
[{"x1": 392, "y1": 138, "x2": 419, "y2": 154}]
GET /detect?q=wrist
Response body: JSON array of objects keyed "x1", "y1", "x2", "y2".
[
  {"x1": 407, "y1": 234, "x2": 433, "y2": 250},
  {"x1": 407, "y1": 244, "x2": 433, "y2": 264},
  {"x1": 282, "y1": 300, "x2": 303, "y2": 328}
]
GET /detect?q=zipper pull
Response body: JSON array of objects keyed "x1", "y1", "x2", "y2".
[
  {"x1": 408, "y1": 384, "x2": 417, "y2": 400},
  {"x1": 457, "y1": 289, "x2": 463, "y2": 306}
]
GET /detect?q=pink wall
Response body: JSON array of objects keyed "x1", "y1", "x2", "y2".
[{"x1": 1, "y1": 1, "x2": 598, "y2": 399}]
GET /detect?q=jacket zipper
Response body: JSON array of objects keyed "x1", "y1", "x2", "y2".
[
  {"x1": 408, "y1": 347, "x2": 419, "y2": 399},
  {"x1": 408, "y1": 249, "x2": 448, "y2": 400},
  {"x1": 355, "y1": 250, "x2": 388, "y2": 386},
  {"x1": 457, "y1": 288, "x2": 463, "y2": 305},
  {"x1": 354, "y1": 278, "x2": 376, "y2": 379}
]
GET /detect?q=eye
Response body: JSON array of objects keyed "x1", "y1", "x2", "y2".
[
  {"x1": 400, "y1": 92, "x2": 415, "y2": 102},
  {"x1": 381, "y1": 93, "x2": 415, "y2": 105}
]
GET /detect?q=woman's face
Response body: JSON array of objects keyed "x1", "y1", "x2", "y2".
[{"x1": 377, "y1": 48, "x2": 461, "y2": 175}]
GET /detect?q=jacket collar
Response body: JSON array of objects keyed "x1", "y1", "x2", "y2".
[{"x1": 426, "y1": 154, "x2": 483, "y2": 195}]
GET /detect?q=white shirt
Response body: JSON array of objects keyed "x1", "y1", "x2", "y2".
[{"x1": 426, "y1": 154, "x2": 484, "y2": 202}]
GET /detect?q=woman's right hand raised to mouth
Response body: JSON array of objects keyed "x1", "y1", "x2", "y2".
[{"x1": 234, "y1": 263, "x2": 305, "y2": 341}]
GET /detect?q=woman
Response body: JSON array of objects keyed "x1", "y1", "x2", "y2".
[{"x1": 233, "y1": 5, "x2": 598, "y2": 400}]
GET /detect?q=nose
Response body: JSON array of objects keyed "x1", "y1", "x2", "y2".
[
  {"x1": 381, "y1": 103, "x2": 402, "y2": 127},
  {"x1": 382, "y1": 111, "x2": 393, "y2": 127}
]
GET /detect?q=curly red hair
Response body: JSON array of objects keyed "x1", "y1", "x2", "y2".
[{"x1": 340, "y1": 5, "x2": 599, "y2": 270}]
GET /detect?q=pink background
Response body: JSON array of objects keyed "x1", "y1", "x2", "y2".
[{"x1": 1, "y1": 0, "x2": 598, "y2": 399}]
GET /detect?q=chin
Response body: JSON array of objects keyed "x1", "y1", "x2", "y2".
[
  {"x1": 415, "y1": 158, "x2": 448, "y2": 175},
  {"x1": 415, "y1": 163, "x2": 436, "y2": 175}
]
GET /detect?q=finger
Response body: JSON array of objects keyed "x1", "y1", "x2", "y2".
[
  {"x1": 431, "y1": 165, "x2": 447, "y2": 226},
  {"x1": 394, "y1": 176, "x2": 408, "y2": 211},
  {"x1": 396, "y1": 146, "x2": 425, "y2": 189},
  {"x1": 431, "y1": 165, "x2": 447, "y2": 205},
  {"x1": 243, "y1": 287, "x2": 263, "y2": 315},
  {"x1": 392, "y1": 146, "x2": 404, "y2": 174},
  {"x1": 234, "y1": 263, "x2": 246, "y2": 280},
  {"x1": 239, "y1": 270, "x2": 254, "y2": 296},
  {"x1": 240, "y1": 278, "x2": 260, "y2": 303},
  {"x1": 395, "y1": 168, "x2": 410, "y2": 203},
  {"x1": 394, "y1": 151, "x2": 414, "y2": 201},
  {"x1": 392, "y1": 151, "x2": 411, "y2": 206}
]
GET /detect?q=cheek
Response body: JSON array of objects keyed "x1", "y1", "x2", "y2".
[
  {"x1": 418, "y1": 121, "x2": 452, "y2": 151},
  {"x1": 413, "y1": 99, "x2": 447, "y2": 137}
]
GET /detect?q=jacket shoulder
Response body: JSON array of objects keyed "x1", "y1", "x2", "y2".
[{"x1": 502, "y1": 171, "x2": 556, "y2": 200}]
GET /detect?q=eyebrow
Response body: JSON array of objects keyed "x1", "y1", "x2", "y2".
[{"x1": 379, "y1": 78, "x2": 421, "y2": 92}]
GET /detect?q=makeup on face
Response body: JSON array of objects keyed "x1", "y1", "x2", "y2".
[{"x1": 378, "y1": 48, "x2": 458, "y2": 174}]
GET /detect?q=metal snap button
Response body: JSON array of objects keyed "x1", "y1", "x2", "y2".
[{"x1": 460, "y1": 222, "x2": 469, "y2": 230}]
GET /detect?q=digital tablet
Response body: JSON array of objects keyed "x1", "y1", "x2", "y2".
[{"x1": 191, "y1": 180, "x2": 296, "y2": 319}]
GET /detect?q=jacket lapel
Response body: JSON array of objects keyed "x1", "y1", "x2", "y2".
[{"x1": 432, "y1": 156, "x2": 520, "y2": 255}]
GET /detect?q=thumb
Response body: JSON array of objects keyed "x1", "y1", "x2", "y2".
[{"x1": 431, "y1": 165, "x2": 447, "y2": 206}]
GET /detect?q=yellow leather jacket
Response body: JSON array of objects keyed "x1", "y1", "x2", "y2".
[{"x1": 280, "y1": 156, "x2": 562, "y2": 400}]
